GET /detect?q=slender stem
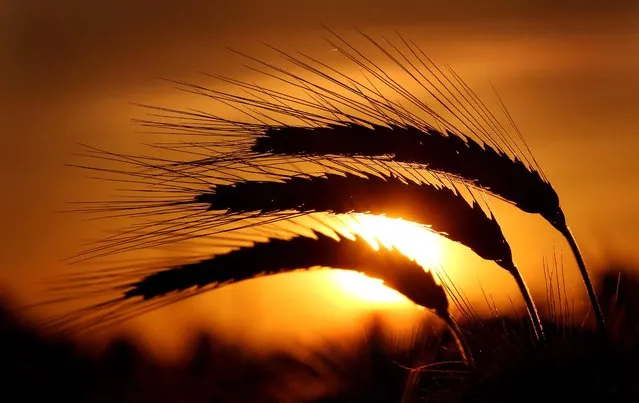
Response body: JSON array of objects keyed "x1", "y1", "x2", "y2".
[
  {"x1": 442, "y1": 313, "x2": 475, "y2": 368},
  {"x1": 511, "y1": 269, "x2": 546, "y2": 345},
  {"x1": 562, "y1": 226, "x2": 608, "y2": 338},
  {"x1": 401, "y1": 312, "x2": 474, "y2": 403}
]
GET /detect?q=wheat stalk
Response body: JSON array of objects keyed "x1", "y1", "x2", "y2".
[
  {"x1": 43, "y1": 231, "x2": 473, "y2": 364},
  {"x1": 193, "y1": 172, "x2": 514, "y2": 266},
  {"x1": 72, "y1": 168, "x2": 511, "y2": 266},
  {"x1": 128, "y1": 29, "x2": 603, "y2": 333}
]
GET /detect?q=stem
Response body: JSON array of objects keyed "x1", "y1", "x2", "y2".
[
  {"x1": 442, "y1": 313, "x2": 475, "y2": 368},
  {"x1": 562, "y1": 226, "x2": 608, "y2": 338},
  {"x1": 511, "y1": 269, "x2": 546, "y2": 345},
  {"x1": 401, "y1": 312, "x2": 474, "y2": 403}
]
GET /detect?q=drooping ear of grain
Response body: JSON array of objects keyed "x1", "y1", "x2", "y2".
[
  {"x1": 47, "y1": 231, "x2": 476, "y2": 364},
  {"x1": 207, "y1": 173, "x2": 510, "y2": 257},
  {"x1": 252, "y1": 124, "x2": 562, "y2": 227},
  {"x1": 47, "y1": 235, "x2": 437, "y2": 332},
  {"x1": 127, "y1": 232, "x2": 447, "y2": 309},
  {"x1": 141, "y1": 171, "x2": 515, "y2": 267}
]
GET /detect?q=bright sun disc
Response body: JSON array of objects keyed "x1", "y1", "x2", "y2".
[
  {"x1": 332, "y1": 271, "x2": 408, "y2": 303},
  {"x1": 330, "y1": 214, "x2": 444, "y2": 304}
]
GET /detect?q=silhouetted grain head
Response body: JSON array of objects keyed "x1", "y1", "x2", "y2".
[
  {"x1": 42, "y1": 232, "x2": 450, "y2": 334},
  {"x1": 129, "y1": 232, "x2": 448, "y2": 315},
  {"x1": 253, "y1": 124, "x2": 565, "y2": 231},
  {"x1": 191, "y1": 172, "x2": 513, "y2": 267},
  {"x1": 133, "y1": 30, "x2": 563, "y2": 230}
]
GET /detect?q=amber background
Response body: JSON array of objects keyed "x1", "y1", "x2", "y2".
[{"x1": 1, "y1": 1, "x2": 638, "y2": 362}]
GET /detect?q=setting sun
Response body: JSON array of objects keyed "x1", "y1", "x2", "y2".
[
  {"x1": 327, "y1": 214, "x2": 445, "y2": 304},
  {"x1": 348, "y1": 214, "x2": 443, "y2": 269},
  {"x1": 331, "y1": 271, "x2": 408, "y2": 303}
]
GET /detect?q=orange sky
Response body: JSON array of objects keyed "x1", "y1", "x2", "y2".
[{"x1": 1, "y1": 1, "x2": 638, "y2": 362}]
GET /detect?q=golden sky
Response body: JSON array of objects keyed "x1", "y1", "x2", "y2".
[{"x1": 1, "y1": 1, "x2": 638, "y2": 361}]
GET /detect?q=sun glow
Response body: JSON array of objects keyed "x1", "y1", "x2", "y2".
[
  {"x1": 331, "y1": 271, "x2": 409, "y2": 303},
  {"x1": 329, "y1": 214, "x2": 445, "y2": 304}
]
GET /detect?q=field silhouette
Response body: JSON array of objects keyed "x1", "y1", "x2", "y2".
[{"x1": 4, "y1": 267, "x2": 638, "y2": 402}]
